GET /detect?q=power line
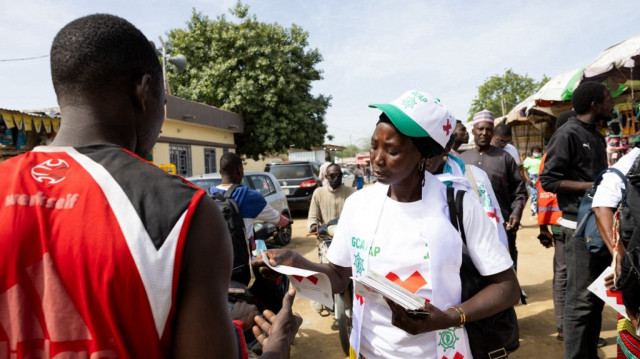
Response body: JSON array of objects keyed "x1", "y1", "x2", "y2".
[{"x1": 0, "y1": 54, "x2": 49, "y2": 62}]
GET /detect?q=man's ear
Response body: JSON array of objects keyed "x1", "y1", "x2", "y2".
[{"x1": 134, "y1": 74, "x2": 152, "y2": 112}]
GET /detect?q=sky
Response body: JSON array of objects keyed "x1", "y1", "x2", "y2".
[{"x1": 1, "y1": 0, "x2": 639, "y2": 147}]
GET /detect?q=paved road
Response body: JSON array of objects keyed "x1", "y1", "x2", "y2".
[{"x1": 285, "y1": 208, "x2": 619, "y2": 358}]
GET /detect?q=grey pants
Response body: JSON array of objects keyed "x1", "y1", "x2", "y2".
[
  {"x1": 552, "y1": 226, "x2": 566, "y2": 335},
  {"x1": 563, "y1": 226, "x2": 611, "y2": 359}
]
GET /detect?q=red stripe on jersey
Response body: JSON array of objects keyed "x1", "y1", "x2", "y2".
[{"x1": 0, "y1": 148, "x2": 196, "y2": 358}]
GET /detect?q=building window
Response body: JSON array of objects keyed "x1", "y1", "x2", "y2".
[
  {"x1": 204, "y1": 148, "x2": 217, "y2": 174},
  {"x1": 170, "y1": 144, "x2": 192, "y2": 177}
]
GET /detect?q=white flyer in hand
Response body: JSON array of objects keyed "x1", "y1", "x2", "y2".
[
  {"x1": 352, "y1": 269, "x2": 426, "y2": 311},
  {"x1": 587, "y1": 266, "x2": 629, "y2": 320},
  {"x1": 261, "y1": 250, "x2": 333, "y2": 308}
]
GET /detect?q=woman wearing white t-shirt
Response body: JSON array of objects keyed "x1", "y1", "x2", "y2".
[{"x1": 257, "y1": 91, "x2": 519, "y2": 358}]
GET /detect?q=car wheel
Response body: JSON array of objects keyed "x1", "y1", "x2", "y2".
[{"x1": 274, "y1": 212, "x2": 292, "y2": 246}]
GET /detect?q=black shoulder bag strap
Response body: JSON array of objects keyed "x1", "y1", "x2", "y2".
[
  {"x1": 446, "y1": 186, "x2": 467, "y2": 244},
  {"x1": 456, "y1": 189, "x2": 467, "y2": 245}
]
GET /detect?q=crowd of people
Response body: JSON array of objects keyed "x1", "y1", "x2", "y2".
[{"x1": 2, "y1": 13, "x2": 640, "y2": 359}]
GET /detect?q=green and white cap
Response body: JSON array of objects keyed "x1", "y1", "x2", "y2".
[{"x1": 369, "y1": 90, "x2": 454, "y2": 149}]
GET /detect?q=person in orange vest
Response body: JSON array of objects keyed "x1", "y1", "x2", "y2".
[{"x1": 536, "y1": 152, "x2": 564, "y2": 341}]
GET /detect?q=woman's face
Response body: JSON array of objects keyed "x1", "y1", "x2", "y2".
[{"x1": 370, "y1": 122, "x2": 422, "y2": 185}]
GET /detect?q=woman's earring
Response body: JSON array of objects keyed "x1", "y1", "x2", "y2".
[{"x1": 418, "y1": 160, "x2": 425, "y2": 173}]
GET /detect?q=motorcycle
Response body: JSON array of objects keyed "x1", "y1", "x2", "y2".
[
  {"x1": 253, "y1": 217, "x2": 293, "y2": 246},
  {"x1": 314, "y1": 218, "x2": 353, "y2": 356}
]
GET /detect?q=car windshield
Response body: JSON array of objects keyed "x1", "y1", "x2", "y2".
[
  {"x1": 190, "y1": 178, "x2": 222, "y2": 192},
  {"x1": 268, "y1": 165, "x2": 313, "y2": 179}
]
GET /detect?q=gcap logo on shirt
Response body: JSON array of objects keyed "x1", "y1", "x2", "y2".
[{"x1": 31, "y1": 159, "x2": 70, "y2": 184}]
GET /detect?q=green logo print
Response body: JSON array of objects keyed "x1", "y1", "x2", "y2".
[
  {"x1": 402, "y1": 91, "x2": 430, "y2": 109},
  {"x1": 401, "y1": 95, "x2": 418, "y2": 109},
  {"x1": 354, "y1": 253, "x2": 365, "y2": 276},
  {"x1": 438, "y1": 328, "x2": 459, "y2": 351}
]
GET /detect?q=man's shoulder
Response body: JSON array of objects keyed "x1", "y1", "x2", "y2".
[{"x1": 341, "y1": 185, "x2": 356, "y2": 195}]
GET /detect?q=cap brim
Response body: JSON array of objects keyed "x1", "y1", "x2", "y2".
[{"x1": 369, "y1": 103, "x2": 429, "y2": 137}]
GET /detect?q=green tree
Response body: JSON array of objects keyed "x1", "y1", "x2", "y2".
[
  {"x1": 167, "y1": 2, "x2": 331, "y2": 159},
  {"x1": 468, "y1": 69, "x2": 549, "y2": 121}
]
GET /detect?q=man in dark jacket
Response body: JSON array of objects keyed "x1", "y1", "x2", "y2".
[{"x1": 540, "y1": 81, "x2": 612, "y2": 359}]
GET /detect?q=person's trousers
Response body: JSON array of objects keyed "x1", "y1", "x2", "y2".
[
  {"x1": 552, "y1": 227, "x2": 566, "y2": 335},
  {"x1": 563, "y1": 226, "x2": 611, "y2": 359},
  {"x1": 528, "y1": 173, "x2": 539, "y2": 215}
]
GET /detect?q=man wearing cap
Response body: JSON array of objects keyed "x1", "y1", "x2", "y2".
[{"x1": 461, "y1": 110, "x2": 528, "y2": 272}]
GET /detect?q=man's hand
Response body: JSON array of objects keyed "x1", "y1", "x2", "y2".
[
  {"x1": 605, "y1": 245, "x2": 627, "y2": 290},
  {"x1": 506, "y1": 214, "x2": 520, "y2": 232},
  {"x1": 277, "y1": 214, "x2": 291, "y2": 228},
  {"x1": 537, "y1": 231, "x2": 554, "y2": 248},
  {"x1": 309, "y1": 223, "x2": 318, "y2": 234},
  {"x1": 254, "y1": 249, "x2": 302, "y2": 280},
  {"x1": 230, "y1": 302, "x2": 260, "y2": 332},
  {"x1": 252, "y1": 289, "x2": 303, "y2": 359}
]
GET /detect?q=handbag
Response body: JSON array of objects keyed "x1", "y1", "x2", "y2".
[
  {"x1": 574, "y1": 168, "x2": 627, "y2": 254},
  {"x1": 447, "y1": 187, "x2": 519, "y2": 359}
]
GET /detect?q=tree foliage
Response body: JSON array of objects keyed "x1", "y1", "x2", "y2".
[
  {"x1": 167, "y1": 2, "x2": 331, "y2": 159},
  {"x1": 468, "y1": 69, "x2": 550, "y2": 121}
]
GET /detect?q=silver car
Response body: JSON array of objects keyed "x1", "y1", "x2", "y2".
[{"x1": 187, "y1": 171, "x2": 292, "y2": 244}]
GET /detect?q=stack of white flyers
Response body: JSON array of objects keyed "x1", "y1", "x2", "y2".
[{"x1": 353, "y1": 270, "x2": 426, "y2": 311}]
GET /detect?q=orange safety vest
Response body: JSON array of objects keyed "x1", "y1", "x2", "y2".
[{"x1": 536, "y1": 153, "x2": 562, "y2": 226}]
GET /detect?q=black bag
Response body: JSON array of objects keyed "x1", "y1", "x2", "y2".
[
  {"x1": 447, "y1": 187, "x2": 519, "y2": 359},
  {"x1": 574, "y1": 167, "x2": 627, "y2": 254},
  {"x1": 211, "y1": 184, "x2": 252, "y2": 286},
  {"x1": 619, "y1": 156, "x2": 640, "y2": 245},
  {"x1": 615, "y1": 158, "x2": 640, "y2": 311}
]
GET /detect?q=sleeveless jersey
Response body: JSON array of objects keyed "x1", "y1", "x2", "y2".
[{"x1": 0, "y1": 145, "x2": 205, "y2": 358}]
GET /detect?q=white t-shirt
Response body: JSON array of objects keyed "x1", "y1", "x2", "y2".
[
  {"x1": 504, "y1": 143, "x2": 520, "y2": 165},
  {"x1": 327, "y1": 187, "x2": 512, "y2": 358},
  {"x1": 592, "y1": 147, "x2": 640, "y2": 208}
]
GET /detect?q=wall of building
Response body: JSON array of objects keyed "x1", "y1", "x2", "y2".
[{"x1": 152, "y1": 118, "x2": 237, "y2": 177}]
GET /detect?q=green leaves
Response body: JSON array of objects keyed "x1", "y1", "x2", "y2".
[
  {"x1": 468, "y1": 69, "x2": 549, "y2": 121},
  {"x1": 167, "y1": 5, "x2": 331, "y2": 159}
]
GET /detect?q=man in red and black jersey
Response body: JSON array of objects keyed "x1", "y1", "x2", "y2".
[{"x1": 0, "y1": 14, "x2": 300, "y2": 359}]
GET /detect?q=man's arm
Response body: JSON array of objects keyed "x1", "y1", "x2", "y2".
[
  {"x1": 540, "y1": 130, "x2": 594, "y2": 194},
  {"x1": 506, "y1": 155, "x2": 527, "y2": 228},
  {"x1": 307, "y1": 190, "x2": 322, "y2": 232},
  {"x1": 173, "y1": 196, "x2": 238, "y2": 359},
  {"x1": 540, "y1": 131, "x2": 575, "y2": 194},
  {"x1": 593, "y1": 206, "x2": 621, "y2": 257}
]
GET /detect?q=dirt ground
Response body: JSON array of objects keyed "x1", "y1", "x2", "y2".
[{"x1": 285, "y1": 200, "x2": 620, "y2": 359}]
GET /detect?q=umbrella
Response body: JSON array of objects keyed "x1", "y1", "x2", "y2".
[
  {"x1": 534, "y1": 68, "x2": 584, "y2": 103},
  {"x1": 582, "y1": 34, "x2": 640, "y2": 87}
]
